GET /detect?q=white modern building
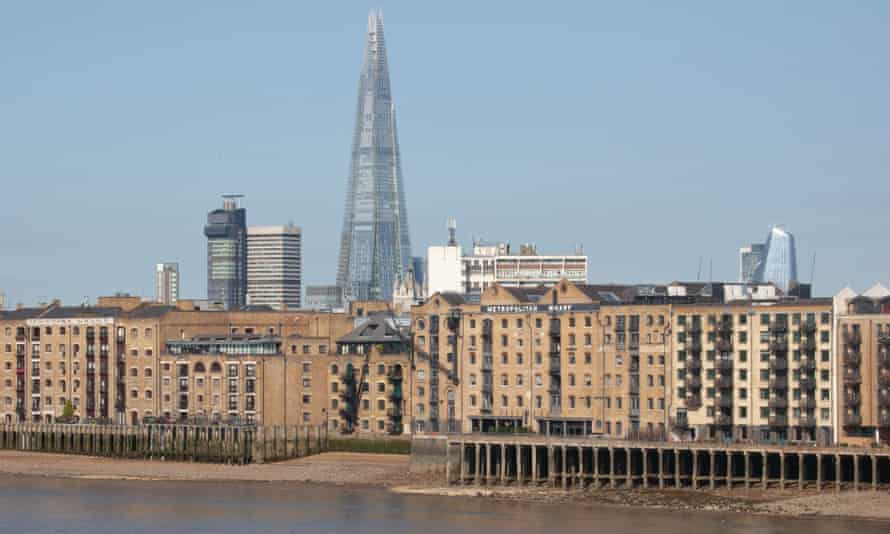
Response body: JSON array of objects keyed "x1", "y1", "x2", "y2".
[
  {"x1": 425, "y1": 221, "x2": 587, "y2": 294},
  {"x1": 246, "y1": 225, "x2": 302, "y2": 310},
  {"x1": 155, "y1": 263, "x2": 180, "y2": 305}
]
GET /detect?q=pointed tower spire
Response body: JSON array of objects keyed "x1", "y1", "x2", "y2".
[{"x1": 336, "y1": 10, "x2": 412, "y2": 303}]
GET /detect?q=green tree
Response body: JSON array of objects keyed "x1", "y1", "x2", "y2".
[{"x1": 61, "y1": 400, "x2": 75, "y2": 423}]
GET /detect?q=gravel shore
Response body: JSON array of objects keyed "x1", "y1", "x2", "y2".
[{"x1": 2, "y1": 450, "x2": 888, "y2": 521}]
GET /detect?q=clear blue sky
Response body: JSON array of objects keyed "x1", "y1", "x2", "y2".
[{"x1": 2, "y1": 1, "x2": 889, "y2": 306}]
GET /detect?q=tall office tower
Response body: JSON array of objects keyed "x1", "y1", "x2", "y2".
[
  {"x1": 155, "y1": 263, "x2": 180, "y2": 305},
  {"x1": 204, "y1": 195, "x2": 247, "y2": 309},
  {"x1": 738, "y1": 243, "x2": 765, "y2": 283},
  {"x1": 246, "y1": 225, "x2": 302, "y2": 310},
  {"x1": 336, "y1": 9, "x2": 412, "y2": 303},
  {"x1": 752, "y1": 226, "x2": 798, "y2": 293}
]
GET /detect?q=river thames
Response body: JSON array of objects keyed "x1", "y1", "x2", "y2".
[{"x1": 0, "y1": 475, "x2": 886, "y2": 533}]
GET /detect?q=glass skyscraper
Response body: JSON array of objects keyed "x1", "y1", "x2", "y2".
[
  {"x1": 738, "y1": 243, "x2": 765, "y2": 283},
  {"x1": 336, "y1": 9, "x2": 412, "y2": 303},
  {"x1": 204, "y1": 195, "x2": 247, "y2": 309},
  {"x1": 749, "y1": 226, "x2": 798, "y2": 293}
]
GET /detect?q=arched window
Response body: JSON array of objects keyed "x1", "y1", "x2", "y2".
[
  {"x1": 194, "y1": 362, "x2": 206, "y2": 373},
  {"x1": 210, "y1": 362, "x2": 222, "y2": 373},
  {"x1": 331, "y1": 364, "x2": 339, "y2": 375}
]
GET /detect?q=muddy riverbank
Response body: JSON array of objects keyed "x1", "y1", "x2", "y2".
[{"x1": 2, "y1": 450, "x2": 889, "y2": 521}]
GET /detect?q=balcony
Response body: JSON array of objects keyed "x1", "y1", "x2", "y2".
[
  {"x1": 715, "y1": 339, "x2": 733, "y2": 352},
  {"x1": 715, "y1": 414, "x2": 733, "y2": 426},
  {"x1": 800, "y1": 338, "x2": 817, "y2": 352},
  {"x1": 670, "y1": 416, "x2": 689, "y2": 430},
  {"x1": 387, "y1": 368, "x2": 404, "y2": 383},
  {"x1": 768, "y1": 397, "x2": 788, "y2": 409},
  {"x1": 843, "y1": 370, "x2": 862, "y2": 385},
  {"x1": 769, "y1": 415, "x2": 788, "y2": 427},
  {"x1": 716, "y1": 395, "x2": 734, "y2": 408},
  {"x1": 879, "y1": 373, "x2": 890, "y2": 387},
  {"x1": 799, "y1": 414, "x2": 817, "y2": 427},
  {"x1": 769, "y1": 376, "x2": 788, "y2": 390},
  {"x1": 686, "y1": 396, "x2": 702, "y2": 410},
  {"x1": 843, "y1": 413, "x2": 862, "y2": 427},
  {"x1": 685, "y1": 375, "x2": 702, "y2": 389},
  {"x1": 798, "y1": 375, "x2": 816, "y2": 389},
  {"x1": 879, "y1": 351, "x2": 890, "y2": 367},
  {"x1": 715, "y1": 375, "x2": 733, "y2": 388},
  {"x1": 879, "y1": 413, "x2": 890, "y2": 427},
  {"x1": 770, "y1": 322, "x2": 788, "y2": 334},
  {"x1": 843, "y1": 330, "x2": 862, "y2": 345},
  {"x1": 770, "y1": 340, "x2": 789, "y2": 353},
  {"x1": 717, "y1": 318, "x2": 733, "y2": 332},
  {"x1": 548, "y1": 355, "x2": 561, "y2": 373},
  {"x1": 800, "y1": 322, "x2": 817, "y2": 334},
  {"x1": 800, "y1": 396, "x2": 817, "y2": 410},
  {"x1": 688, "y1": 323, "x2": 702, "y2": 334},
  {"x1": 686, "y1": 339, "x2": 702, "y2": 352},
  {"x1": 481, "y1": 322, "x2": 492, "y2": 338},
  {"x1": 549, "y1": 319, "x2": 561, "y2": 338},
  {"x1": 844, "y1": 350, "x2": 862, "y2": 366},
  {"x1": 686, "y1": 358, "x2": 702, "y2": 371},
  {"x1": 715, "y1": 358, "x2": 733, "y2": 371},
  {"x1": 799, "y1": 359, "x2": 816, "y2": 372},
  {"x1": 770, "y1": 357, "x2": 788, "y2": 371}
]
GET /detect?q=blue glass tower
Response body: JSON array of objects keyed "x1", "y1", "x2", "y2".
[
  {"x1": 336, "y1": 10, "x2": 412, "y2": 302},
  {"x1": 754, "y1": 226, "x2": 798, "y2": 293}
]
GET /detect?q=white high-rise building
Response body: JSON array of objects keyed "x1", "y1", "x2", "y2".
[
  {"x1": 155, "y1": 263, "x2": 180, "y2": 305},
  {"x1": 247, "y1": 225, "x2": 302, "y2": 310},
  {"x1": 426, "y1": 220, "x2": 587, "y2": 295}
]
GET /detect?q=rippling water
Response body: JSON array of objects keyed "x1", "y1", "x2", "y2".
[{"x1": 0, "y1": 475, "x2": 884, "y2": 533}]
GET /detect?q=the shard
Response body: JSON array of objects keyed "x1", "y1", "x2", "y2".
[{"x1": 337, "y1": 9, "x2": 412, "y2": 303}]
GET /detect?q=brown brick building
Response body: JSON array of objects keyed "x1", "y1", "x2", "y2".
[
  {"x1": 410, "y1": 280, "x2": 836, "y2": 444},
  {"x1": 834, "y1": 289, "x2": 890, "y2": 445}
]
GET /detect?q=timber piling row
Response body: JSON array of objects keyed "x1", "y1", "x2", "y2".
[
  {"x1": 446, "y1": 436, "x2": 890, "y2": 492},
  {"x1": 0, "y1": 423, "x2": 328, "y2": 464}
]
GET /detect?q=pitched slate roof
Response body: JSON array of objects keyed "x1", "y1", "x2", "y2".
[{"x1": 337, "y1": 313, "x2": 404, "y2": 344}]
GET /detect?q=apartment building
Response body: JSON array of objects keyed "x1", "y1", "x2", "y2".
[
  {"x1": 328, "y1": 314, "x2": 411, "y2": 435},
  {"x1": 834, "y1": 285, "x2": 890, "y2": 446},
  {"x1": 410, "y1": 279, "x2": 834, "y2": 444},
  {"x1": 0, "y1": 298, "x2": 368, "y2": 428},
  {"x1": 671, "y1": 300, "x2": 834, "y2": 445},
  {"x1": 410, "y1": 281, "x2": 671, "y2": 437}
]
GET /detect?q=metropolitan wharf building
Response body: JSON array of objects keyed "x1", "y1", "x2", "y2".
[
  {"x1": 204, "y1": 195, "x2": 247, "y2": 309},
  {"x1": 336, "y1": 10, "x2": 412, "y2": 303}
]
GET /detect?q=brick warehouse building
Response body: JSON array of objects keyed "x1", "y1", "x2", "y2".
[{"x1": 4, "y1": 280, "x2": 889, "y2": 446}]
